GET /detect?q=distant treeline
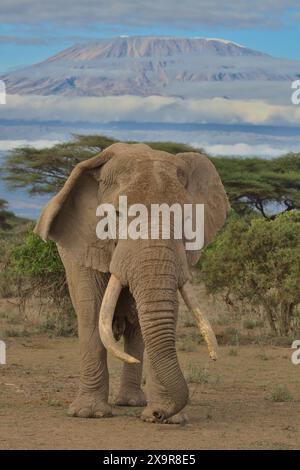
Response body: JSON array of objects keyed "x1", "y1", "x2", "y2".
[{"x1": 2, "y1": 134, "x2": 300, "y2": 219}]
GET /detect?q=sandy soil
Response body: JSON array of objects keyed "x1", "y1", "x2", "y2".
[{"x1": 0, "y1": 333, "x2": 300, "y2": 450}]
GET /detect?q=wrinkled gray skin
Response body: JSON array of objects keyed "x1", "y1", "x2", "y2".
[{"x1": 34, "y1": 143, "x2": 229, "y2": 423}]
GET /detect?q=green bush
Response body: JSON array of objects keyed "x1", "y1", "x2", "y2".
[
  {"x1": 199, "y1": 211, "x2": 300, "y2": 336},
  {"x1": 7, "y1": 231, "x2": 76, "y2": 336},
  {"x1": 11, "y1": 231, "x2": 64, "y2": 277}
]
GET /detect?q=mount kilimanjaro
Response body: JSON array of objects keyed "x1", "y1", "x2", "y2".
[{"x1": 2, "y1": 36, "x2": 300, "y2": 98}]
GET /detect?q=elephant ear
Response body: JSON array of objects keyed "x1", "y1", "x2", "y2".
[
  {"x1": 34, "y1": 148, "x2": 115, "y2": 272},
  {"x1": 177, "y1": 152, "x2": 230, "y2": 266}
]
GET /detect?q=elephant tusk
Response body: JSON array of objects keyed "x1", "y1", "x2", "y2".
[
  {"x1": 179, "y1": 281, "x2": 218, "y2": 360},
  {"x1": 99, "y1": 274, "x2": 140, "y2": 364}
]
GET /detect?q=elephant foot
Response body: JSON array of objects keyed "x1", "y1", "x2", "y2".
[
  {"x1": 115, "y1": 388, "x2": 147, "y2": 407},
  {"x1": 141, "y1": 406, "x2": 188, "y2": 425},
  {"x1": 68, "y1": 391, "x2": 112, "y2": 418}
]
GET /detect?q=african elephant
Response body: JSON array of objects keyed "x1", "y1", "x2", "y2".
[{"x1": 34, "y1": 143, "x2": 229, "y2": 423}]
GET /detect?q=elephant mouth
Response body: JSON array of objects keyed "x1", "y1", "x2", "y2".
[{"x1": 98, "y1": 273, "x2": 218, "y2": 364}]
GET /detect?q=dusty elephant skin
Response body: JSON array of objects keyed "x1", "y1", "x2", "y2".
[{"x1": 34, "y1": 143, "x2": 229, "y2": 423}]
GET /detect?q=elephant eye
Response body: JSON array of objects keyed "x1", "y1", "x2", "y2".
[{"x1": 177, "y1": 167, "x2": 188, "y2": 188}]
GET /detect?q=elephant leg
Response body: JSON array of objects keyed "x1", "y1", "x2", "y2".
[
  {"x1": 59, "y1": 248, "x2": 112, "y2": 418},
  {"x1": 115, "y1": 318, "x2": 146, "y2": 407}
]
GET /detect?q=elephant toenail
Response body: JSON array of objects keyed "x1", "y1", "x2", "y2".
[
  {"x1": 77, "y1": 408, "x2": 92, "y2": 418},
  {"x1": 153, "y1": 410, "x2": 165, "y2": 422}
]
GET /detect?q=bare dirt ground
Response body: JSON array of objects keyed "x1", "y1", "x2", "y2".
[
  {"x1": 0, "y1": 292, "x2": 300, "y2": 450},
  {"x1": 1, "y1": 336, "x2": 300, "y2": 449}
]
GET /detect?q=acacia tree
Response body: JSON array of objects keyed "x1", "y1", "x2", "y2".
[
  {"x1": 3, "y1": 134, "x2": 300, "y2": 217},
  {"x1": 3, "y1": 135, "x2": 118, "y2": 195},
  {"x1": 0, "y1": 199, "x2": 20, "y2": 230},
  {"x1": 212, "y1": 153, "x2": 300, "y2": 217},
  {"x1": 2, "y1": 134, "x2": 197, "y2": 195},
  {"x1": 199, "y1": 211, "x2": 300, "y2": 335}
]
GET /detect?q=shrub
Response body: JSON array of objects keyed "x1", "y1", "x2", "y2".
[
  {"x1": 7, "y1": 231, "x2": 76, "y2": 335},
  {"x1": 11, "y1": 231, "x2": 64, "y2": 277},
  {"x1": 199, "y1": 211, "x2": 300, "y2": 336},
  {"x1": 40, "y1": 310, "x2": 77, "y2": 337}
]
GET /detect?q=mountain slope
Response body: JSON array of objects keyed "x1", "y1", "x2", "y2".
[{"x1": 2, "y1": 36, "x2": 300, "y2": 97}]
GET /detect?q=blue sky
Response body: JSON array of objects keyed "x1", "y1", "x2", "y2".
[{"x1": 0, "y1": 0, "x2": 300, "y2": 73}]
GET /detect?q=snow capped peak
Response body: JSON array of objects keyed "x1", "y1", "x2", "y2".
[
  {"x1": 192, "y1": 37, "x2": 245, "y2": 48},
  {"x1": 206, "y1": 38, "x2": 245, "y2": 48},
  {"x1": 2, "y1": 35, "x2": 274, "y2": 98}
]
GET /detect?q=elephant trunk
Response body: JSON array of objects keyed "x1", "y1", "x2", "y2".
[
  {"x1": 128, "y1": 245, "x2": 189, "y2": 420},
  {"x1": 102, "y1": 241, "x2": 218, "y2": 420}
]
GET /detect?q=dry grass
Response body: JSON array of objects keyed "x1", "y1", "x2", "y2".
[{"x1": 266, "y1": 385, "x2": 294, "y2": 403}]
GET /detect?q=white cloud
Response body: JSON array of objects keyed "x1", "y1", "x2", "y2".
[
  {"x1": 0, "y1": 0, "x2": 299, "y2": 29},
  {"x1": 2, "y1": 93, "x2": 300, "y2": 127},
  {"x1": 0, "y1": 139, "x2": 60, "y2": 151},
  {"x1": 198, "y1": 143, "x2": 293, "y2": 157}
]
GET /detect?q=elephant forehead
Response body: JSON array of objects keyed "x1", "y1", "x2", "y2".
[
  {"x1": 102, "y1": 151, "x2": 183, "y2": 180},
  {"x1": 103, "y1": 142, "x2": 174, "y2": 162}
]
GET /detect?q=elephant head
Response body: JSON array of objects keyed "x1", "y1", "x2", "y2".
[{"x1": 34, "y1": 142, "x2": 229, "y2": 419}]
